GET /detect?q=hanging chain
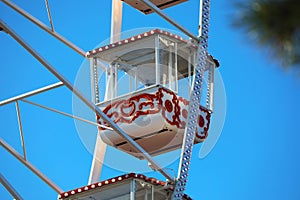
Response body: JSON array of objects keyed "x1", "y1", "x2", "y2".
[{"x1": 171, "y1": 0, "x2": 210, "y2": 199}]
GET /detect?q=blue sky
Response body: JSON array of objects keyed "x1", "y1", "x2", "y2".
[{"x1": 1, "y1": 0, "x2": 300, "y2": 199}]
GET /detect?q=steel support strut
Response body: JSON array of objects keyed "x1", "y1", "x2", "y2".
[
  {"x1": 138, "y1": 0, "x2": 199, "y2": 42},
  {"x1": 88, "y1": 0, "x2": 123, "y2": 184},
  {"x1": 0, "y1": 82, "x2": 64, "y2": 106},
  {"x1": 0, "y1": 173, "x2": 24, "y2": 200},
  {"x1": 171, "y1": 0, "x2": 211, "y2": 199},
  {"x1": 21, "y1": 99, "x2": 112, "y2": 130},
  {"x1": 0, "y1": 138, "x2": 63, "y2": 193},
  {"x1": 0, "y1": 19, "x2": 175, "y2": 182},
  {"x1": 15, "y1": 100, "x2": 26, "y2": 160},
  {"x1": 0, "y1": 0, "x2": 85, "y2": 57}
]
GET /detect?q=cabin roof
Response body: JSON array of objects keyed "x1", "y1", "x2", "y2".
[
  {"x1": 86, "y1": 29, "x2": 194, "y2": 58},
  {"x1": 122, "y1": 0, "x2": 188, "y2": 15},
  {"x1": 58, "y1": 173, "x2": 192, "y2": 200}
]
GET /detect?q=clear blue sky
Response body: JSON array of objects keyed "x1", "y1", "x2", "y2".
[{"x1": 1, "y1": 0, "x2": 300, "y2": 199}]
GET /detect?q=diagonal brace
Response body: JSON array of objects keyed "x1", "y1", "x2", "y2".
[{"x1": 0, "y1": 19, "x2": 175, "y2": 182}]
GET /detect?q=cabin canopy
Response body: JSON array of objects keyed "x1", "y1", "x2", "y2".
[{"x1": 87, "y1": 29, "x2": 199, "y2": 101}]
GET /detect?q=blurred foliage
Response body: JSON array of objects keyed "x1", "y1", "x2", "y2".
[{"x1": 234, "y1": 0, "x2": 300, "y2": 68}]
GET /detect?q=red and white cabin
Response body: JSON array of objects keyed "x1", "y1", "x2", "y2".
[{"x1": 87, "y1": 29, "x2": 216, "y2": 159}]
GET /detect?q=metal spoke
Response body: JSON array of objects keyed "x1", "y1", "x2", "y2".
[
  {"x1": 21, "y1": 99, "x2": 112, "y2": 130},
  {"x1": 45, "y1": 0, "x2": 55, "y2": 31},
  {"x1": 138, "y1": 0, "x2": 198, "y2": 42},
  {"x1": 0, "y1": 173, "x2": 24, "y2": 200},
  {"x1": 0, "y1": 82, "x2": 63, "y2": 107},
  {"x1": 15, "y1": 100, "x2": 26, "y2": 160},
  {"x1": 0, "y1": 0, "x2": 85, "y2": 57},
  {"x1": 0, "y1": 138, "x2": 63, "y2": 193},
  {"x1": 172, "y1": 0, "x2": 211, "y2": 199},
  {"x1": 0, "y1": 19, "x2": 175, "y2": 182}
]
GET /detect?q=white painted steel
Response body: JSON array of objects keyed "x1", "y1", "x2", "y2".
[
  {"x1": 168, "y1": 45, "x2": 173, "y2": 90},
  {"x1": 45, "y1": 0, "x2": 54, "y2": 31},
  {"x1": 1, "y1": 0, "x2": 85, "y2": 57},
  {"x1": 88, "y1": 0, "x2": 123, "y2": 183},
  {"x1": 0, "y1": 19, "x2": 174, "y2": 182},
  {"x1": 0, "y1": 82, "x2": 63, "y2": 106},
  {"x1": 130, "y1": 179, "x2": 135, "y2": 200},
  {"x1": 21, "y1": 99, "x2": 112, "y2": 130},
  {"x1": 174, "y1": 42, "x2": 178, "y2": 92},
  {"x1": 0, "y1": 138, "x2": 63, "y2": 193},
  {"x1": 15, "y1": 101, "x2": 26, "y2": 160},
  {"x1": 171, "y1": 0, "x2": 211, "y2": 199},
  {"x1": 138, "y1": 0, "x2": 198, "y2": 41},
  {"x1": 110, "y1": 0, "x2": 123, "y2": 43},
  {"x1": 0, "y1": 173, "x2": 24, "y2": 200},
  {"x1": 114, "y1": 63, "x2": 119, "y2": 97},
  {"x1": 155, "y1": 35, "x2": 161, "y2": 85},
  {"x1": 208, "y1": 61, "x2": 215, "y2": 111},
  {"x1": 188, "y1": 55, "x2": 191, "y2": 93}
]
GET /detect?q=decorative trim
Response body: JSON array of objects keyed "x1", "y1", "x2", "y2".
[
  {"x1": 97, "y1": 87, "x2": 210, "y2": 140},
  {"x1": 58, "y1": 173, "x2": 192, "y2": 200},
  {"x1": 86, "y1": 29, "x2": 193, "y2": 58}
]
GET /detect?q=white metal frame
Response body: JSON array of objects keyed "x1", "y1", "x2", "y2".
[
  {"x1": 0, "y1": 173, "x2": 24, "y2": 200},
  {"x1": 0, "y1": 0, "x2": 214, "y2": 198},
  {"x1": 15, "y1": 100, "x2": 26, "y2": 160},
  {"x1": 0, "y1": 82, "x2": 64, "y2": 106},
  {"x1": 0, "y1": 138, "x2": 63, "y2": 193},
  {"x1": 0, "y1": 0, "x2": 85, "y2": 57},
  {"x1": 0, "y1": 17, "x2": 174, "y2": 181},
  {"x1": 172, "y1": 0, "x2": 211, "y2": 198},
  {"x1": 88, "y1": 0, "x2": 124, "y2": 184}
]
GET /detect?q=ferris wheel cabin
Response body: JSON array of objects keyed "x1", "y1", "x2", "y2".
[{"x1": 87, "y1": 29, "x2": 217, "y2": 159}]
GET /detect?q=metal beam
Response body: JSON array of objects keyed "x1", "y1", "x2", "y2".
[
  {"x1": 130, "y1": 179, "x2": 135, "y2": 200},
  {"x1": 0, "y1": 19, "x2": 175, "y2": 182},
  {"x1": 110, "y1": 0, "x2": 123, "y2": 43},
  {"x1": 171, "y1": 0, "x2": 211, "y2": 198},
  {"x1": 88, "y1": 0, "x2": 123, "y2": 184},
  {"x1": 21, "y1": 99, "x2": 112, "y2": 130},
  {"x1": 0, "y1": 0, "x2": 85, "y2": 57},
  {"x1": 0, "y1": 138, "x2": 63, "y2": 193},
  {"x1": 0, "y1": 82, "x2": 64, "y2": 106},
  {"x1": 138, "y1": 0, "x2": 199, "y2": 42},
  {"x1": 45, "y1": 0, "x2": 55, "y2": 32},
  {"x1": 0, "y1": 173, "x2": 24, "y2": 200},
  {"x1": 15, "y1": 101, "x2": 27, "y2": 160}
]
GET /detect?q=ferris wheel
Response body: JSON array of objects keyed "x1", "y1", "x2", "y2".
[{"x1": 0, "y1": 0, "x2": 219, "y2": 199}]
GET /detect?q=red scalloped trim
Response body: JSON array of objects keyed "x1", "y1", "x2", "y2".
[{"x1": 97, "y1": 87, "x2": 211, "y2": 140}]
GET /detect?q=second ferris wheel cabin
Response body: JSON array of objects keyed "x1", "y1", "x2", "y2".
[{"x1": 86, "y1": 28, "x2": 218, "y2": 159}]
